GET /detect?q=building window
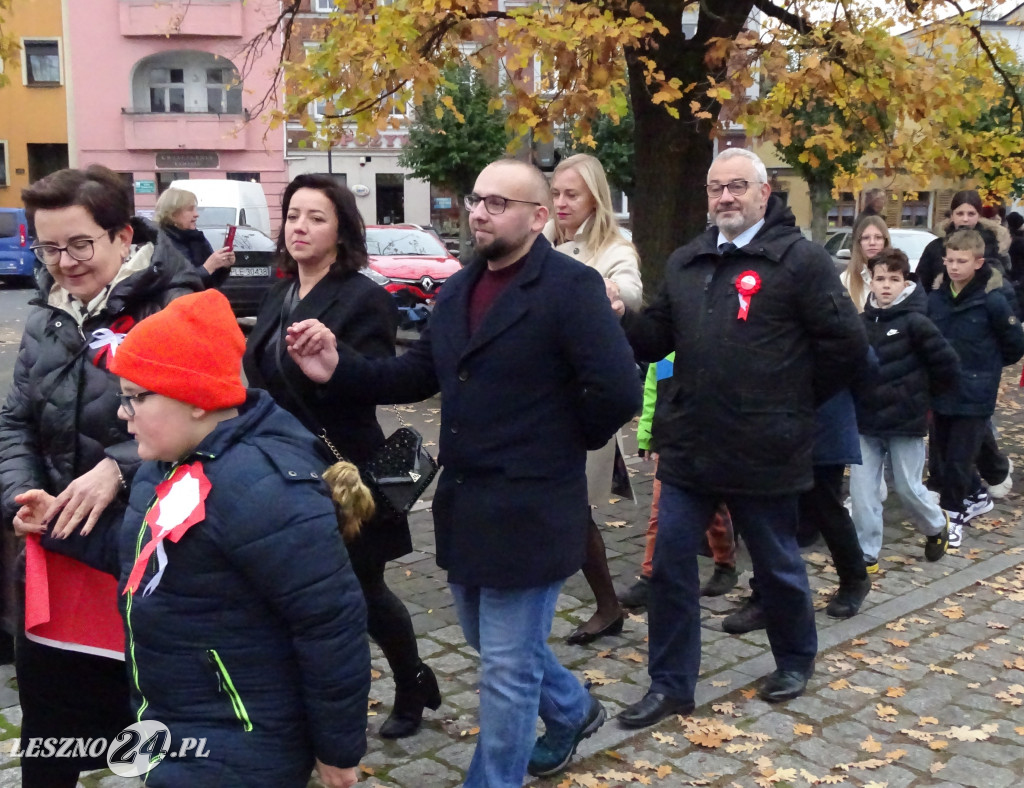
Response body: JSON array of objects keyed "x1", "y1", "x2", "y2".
[
  {"x1": 827, "y1": 192, "x2": 857, "y2": 229},
  {"x1": 149, "y1": 67, "x2": 186, "y2": 113},
  {"x1": 23, "y1": 39, "x2": 61, "y2": 86},
  {"x1": 133, "y1": 52, "x2": 243, "y2": 114},
  {"x1": 156, "y1": 171, "x2": 188, "y2": 194},
  {"x1": 205, "y1": 68, "x2": 243, "y2": 114},
  {"x1": 313, "y1": 0, "x2": 338, "y2": 11},
  {"x1": 900, "y1": 192, "x2": 931, "y2": 228},
  {"x1": 0, "y1": 141, "x2": 8, "y2": 187}
]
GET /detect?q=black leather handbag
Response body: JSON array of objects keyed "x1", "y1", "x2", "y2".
[{"x1": 361, "y1": 426, "x2": 438, "y2": 514}]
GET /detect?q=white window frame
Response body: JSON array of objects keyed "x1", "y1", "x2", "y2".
[
  {"x1": 0, "y1": 140, "x2": 9, "y2": 187},
  {"x1": 21, "y1": 37, "x2": 63, "y2": 87},
  {"x1": 312, "y1": 0, "x2": 337, "y2": 12},
  {"x1": 148, "y1": 66, "x2": 186, "y2": 113}
]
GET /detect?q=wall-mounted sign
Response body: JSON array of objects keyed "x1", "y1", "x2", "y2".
[
  {"x1": 155, "y1": 151, "x2": 220, "y2": 170},
  {"x1": 433, "y1": 197, "x2": 453, "y2": 210},
  {"x1": 134, "y1": 180, "x2": 156, "y2": 194},
  {"x1": 352, "y1": 184, "x2": 371, "y2": 197}
]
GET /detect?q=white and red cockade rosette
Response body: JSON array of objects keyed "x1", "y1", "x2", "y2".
[
  {"x1": 124, "y1": 461, "x2": 211, "y2": 597},
  {"x1": 735, "y1": 270, "x2": 762, "y2": 321}
]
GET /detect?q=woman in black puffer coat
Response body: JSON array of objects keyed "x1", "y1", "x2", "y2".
[{"x1": 0, "y1": 165, "x2": 202, "y2": 788}]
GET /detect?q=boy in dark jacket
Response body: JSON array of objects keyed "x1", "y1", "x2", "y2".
[
  {"x1": 851, "y1": 249, "x2": 960, "y2": 564},
  {"x1": 27, "y1": 290, "x2": 370, "y2": 788},
  {"x1": 927, "y1": 230, "x2": 1024, "y2": 547}
]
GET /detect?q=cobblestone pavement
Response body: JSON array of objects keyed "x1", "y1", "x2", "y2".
[{"x1": 2, "y1": 379, "x2": 1023, "y2": 787}]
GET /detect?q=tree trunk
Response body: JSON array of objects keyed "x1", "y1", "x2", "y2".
[
  {"x1": 807, "y1": 177, "x2": 835, "y2": 244},
  {"x1": 625, "y1": 0, "x2": 754, "y2": 292},
  {"x1": 458, "y1": 207, "x2": 473, "y2": 261}
]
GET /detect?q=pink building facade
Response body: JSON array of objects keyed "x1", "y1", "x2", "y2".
[{"x1": 64, "y1": 0, "x2": 286, "y2": 231}]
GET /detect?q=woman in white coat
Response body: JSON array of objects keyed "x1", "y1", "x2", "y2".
[{"x1": 549, "y1": 153, "x2": 643, "y2": 644}]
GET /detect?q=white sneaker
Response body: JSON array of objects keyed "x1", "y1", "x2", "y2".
[
  {"x1": 963, "y1": 489, "x2": 994, "y2": 521},
  {"x1": 988, "y1": 458, "x2": 1013, "y2": 499},
  {"x1": 946, "y1": 511, "x2": 965, "y2": 548}
]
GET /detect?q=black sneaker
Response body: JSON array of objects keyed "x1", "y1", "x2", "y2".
[
  {"x1": 618, "y1": 576, "x2": 650, "y2": 608},
  {"x1": 722, "y1": 600, "x2": 765, "y2": 634},
  {"x1": 825, "y1": 576, "x2": 871, "y2": 619},
  {"x1": 924, "y1": 516, "x2": 949, "y2": 562},
  {"x1": 700, "y1": 564, "x2": 738, "y2": 597}
]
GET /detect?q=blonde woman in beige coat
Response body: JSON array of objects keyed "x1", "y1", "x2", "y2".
[{"x1": 548, "y1": 153, "x2": 643, "y2": 644}]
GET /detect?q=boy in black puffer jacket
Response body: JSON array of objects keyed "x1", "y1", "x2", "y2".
[
  {"x1": 927, "y1": 231, "x2": 1024, "y2": 548},
  {"x1": 850, "y1": 249, "x2": 960, "y2": 568}
]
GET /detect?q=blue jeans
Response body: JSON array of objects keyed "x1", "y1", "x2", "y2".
[
  {"x1": 649, "y1": 483, "x2": 817, "y2": 700},
  {"x1": 450, "y1": 581, "x2": 590, "y2": 788}
]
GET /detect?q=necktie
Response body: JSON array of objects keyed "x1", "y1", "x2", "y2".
[{"x1": 719, "y1": 242, "x2": 737, "y2": 254}]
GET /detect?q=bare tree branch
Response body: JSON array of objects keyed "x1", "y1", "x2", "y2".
[
  {"x1": 943, "y1": 0, "x2": 1024, "y2": 119},
  {"x1": 750, "y1": 0, "x2": 812, "y2": 34}
]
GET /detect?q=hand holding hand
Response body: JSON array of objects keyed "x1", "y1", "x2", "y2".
[
  {"x1": 606, "y1": 278, "x2": 625, "y2": 316},
  {"x1": 285, "y1": 319, "x2": 339, "y2": 384},
  {"x1": 12, "y1": 490, "x2": 57, "y2": 536},
  {"x1": 315, "y1": 760, "x2": 358, "y2": 787},
  {"x1": 43, "y1": 457, "x2": 122, "y2": 539}
]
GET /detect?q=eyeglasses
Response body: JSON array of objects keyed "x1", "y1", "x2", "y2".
[
  {"x1": 118, "y1": 390, "x2": 157, "y2": 418},
  {"x1": 706, "y1": 180, "x2": 760, "y2": 199},
  {"x1": 30, "y1": 233, "x2": 109, "y2": 267},
  {"x1": 464, "y1": 193, "x2": 543, "y2": 215}
]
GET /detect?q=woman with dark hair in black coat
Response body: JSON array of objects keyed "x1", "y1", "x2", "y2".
[{"x1": 243, "y1": 174, "x2": 440, "y2": 739}]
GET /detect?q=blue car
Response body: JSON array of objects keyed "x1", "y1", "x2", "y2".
[{"x1": 0, "y1": 207, "x2": 37, "y2": 285}]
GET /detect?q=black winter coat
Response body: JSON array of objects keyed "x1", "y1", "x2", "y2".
[
  {"x1": 927, "y1": 264, "x2": 1024, "y2": 416},
  {"x1": 855, "y1": 283, "x2": 960, "y2": 437},
  {"x1": 160, "y1": 223, "x2": 228, "y2": 288},
  {"x1": 244, "y1": 268, "x2": 413, "y2": 569},
  {"x1": 916, "y1": 218, "x2": 1011, "y2": 293},
  {"x1": 0, "y1": 237, "x2": 203, "y2": 524},
  {"x1": 319, "y1": 236, "x2": 641, "y2": 588},
  {"x1": 622, "y1": 196, "x2": 868, "y2": 495},
  {"x1": 43, "y1": 392, "x2": 370, "y2": 787}
]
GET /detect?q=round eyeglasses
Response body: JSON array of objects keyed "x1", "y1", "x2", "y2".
[
  {"x1": 705, "y1": 180, "x2": 759, "y2": 199},
  {"x1": 30, "y1": 233, "x2": 109, "y2": 268}
]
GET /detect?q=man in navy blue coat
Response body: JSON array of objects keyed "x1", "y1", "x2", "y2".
[{"x1": 286, "y1": 158, "x2": 642, "y2": 786}]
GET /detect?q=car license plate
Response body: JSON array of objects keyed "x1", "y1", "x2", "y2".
[{"x1": 230, "y1": 267, "x2": 271, "y2": 277}]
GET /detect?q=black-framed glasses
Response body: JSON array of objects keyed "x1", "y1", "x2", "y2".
[
  {"x1": 706, "y1": 180, "x2": 759, "y2": 199},
  {"x1": 118, "y1": 390, "x2": 157, "y2": 418},
  {"x1": 30, "y1": 233, "x2": 109, "y2": 268},
  {"x1": 464, "y1": 193, "x2": 543, "y2": 215}
]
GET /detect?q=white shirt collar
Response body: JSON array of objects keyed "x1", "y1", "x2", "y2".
[{"x1": 717, "y1": 218, "x2": 765, "y2": 251}]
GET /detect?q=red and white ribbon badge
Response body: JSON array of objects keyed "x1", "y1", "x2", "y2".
[
  {"x1": 90, "y1": 315, "x2": 136, "y2": 368},
  {"x1": 124, "y1": 462, "x2": 211, "y2": 597},
  {"x1": 735, "y1": 270, "x2": 762, "y2": 321}
]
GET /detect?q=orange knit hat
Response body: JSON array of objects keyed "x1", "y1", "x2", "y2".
[{"x1": 110, "y1": 290, "x2": 246, "y2": 411}]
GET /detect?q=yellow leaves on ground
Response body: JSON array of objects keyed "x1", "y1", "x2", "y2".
[
  {"x1": 875, "y1": 703, "x2": 899, "y2": 721},
  {"x1": 793, "y1": 723, "x2": 814, "y2": 736},
  {"x1": 860, "y1": 735, "x2": 882, "y2": 753},
  {"x1": 885, "y1": 686, "x2": 906, "y2": 698},
  {"x1": 582, "y1": 670, "x2": 617, "y2": 686}
]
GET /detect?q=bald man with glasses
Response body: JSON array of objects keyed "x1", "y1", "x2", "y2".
[{"x1": 286, "y1": 158, "x2": 641, "y2": 786}]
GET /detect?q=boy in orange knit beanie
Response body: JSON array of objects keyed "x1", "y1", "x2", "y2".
[{"x1": 30, "y1": 289, "x2": 373, "y2": 788}]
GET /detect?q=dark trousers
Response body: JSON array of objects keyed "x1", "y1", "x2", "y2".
[
  {"x1": 16, "y1": 636, "x2": 133, "y2": 788},
  {"x1": 353, "y1": 556, "x2": 423, "y2": 688},
  {"x1": 649, "y1": 483, "x2": 817, "y2": 701},
  {"x1": 798, "y1": 464, "x2": 867, "y2": 585},
  {"x1": 931, "y1": 414, "x2": 989, "y2": 512},
  {"x1": 976, "y1": 422, "x2": 1010, "y2": 486}
]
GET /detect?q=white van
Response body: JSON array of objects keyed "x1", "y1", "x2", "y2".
[{"x1": 168, "y1": 179, "x2": 271, "y2": 236}]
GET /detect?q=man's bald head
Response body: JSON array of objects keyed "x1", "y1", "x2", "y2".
[{"x1": 482, "y1": 159, "x2": 551, "y2": 207}]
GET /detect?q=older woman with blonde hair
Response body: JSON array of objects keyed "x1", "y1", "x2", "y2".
[
  {"x1": 154, "y1": 187, "x2": 235, "y2": 286},
  {"x1": 842, "y1": 215, "x2": 890, "y2": 311},
  {"x1": 549, "y1": 153, "x2": 643, "y2": 644}
]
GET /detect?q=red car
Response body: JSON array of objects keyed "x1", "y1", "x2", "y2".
[{"x1": 366, "y1": 225, "x2": 461, "y2": 318}]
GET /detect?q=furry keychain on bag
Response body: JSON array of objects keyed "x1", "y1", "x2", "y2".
[{"x1": 322, "y1": 460, "x2": 376, "y2": 542}]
